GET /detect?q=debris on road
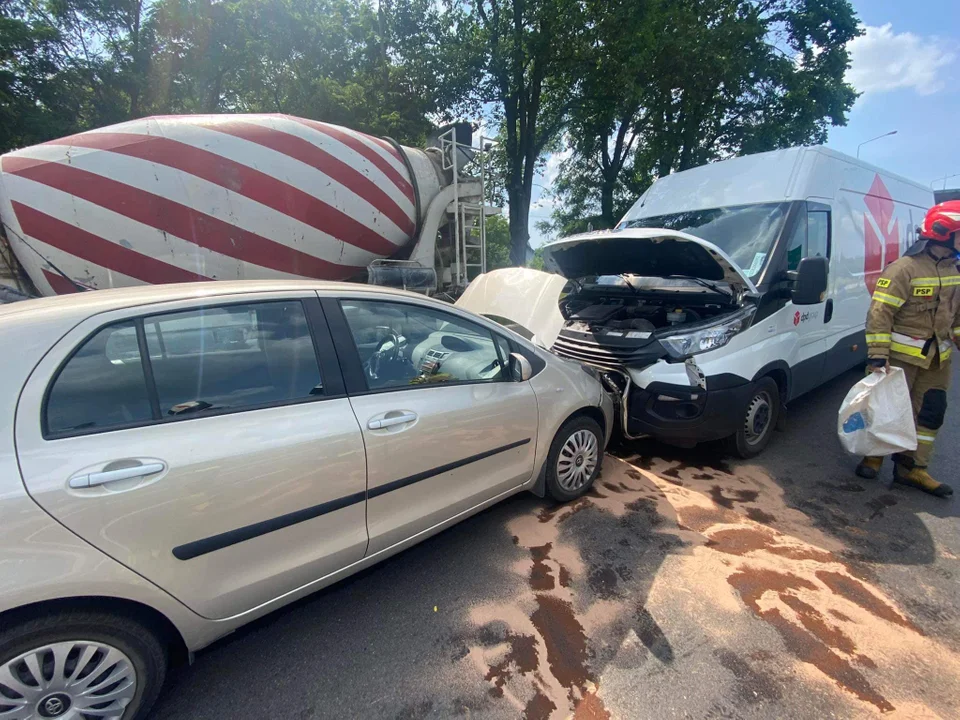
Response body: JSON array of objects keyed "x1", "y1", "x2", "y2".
[{"x1": 462, "y1": 454, "x2": 960, "y2": 719}]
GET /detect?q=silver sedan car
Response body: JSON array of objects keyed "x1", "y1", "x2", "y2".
[{"x1": 0, "y1": 280, "x2": 612, "y2": 719}]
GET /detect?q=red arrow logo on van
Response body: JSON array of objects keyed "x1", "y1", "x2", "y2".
[{"x1": 863, "y1": 174, "x2": 900, "y2": 295}]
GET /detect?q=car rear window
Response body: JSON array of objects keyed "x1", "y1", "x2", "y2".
[
  {"x1": 44, "y1": 300, "x2": 324, "y2": 437},
  {"x1": 45, "y1": 320, "x2": 154, "y2": 435}
]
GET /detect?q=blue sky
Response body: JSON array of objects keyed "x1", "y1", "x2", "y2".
[{"x1": 526, "y1": 0, "x2": 960, "y2": 247}]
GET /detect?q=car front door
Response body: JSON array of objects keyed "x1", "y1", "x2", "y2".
[
  {"x1": 782, "y1": 202, "x2": 832, "y2": 396},
  {"x1": 15, "y1": 292, "x2": 368, "y2": 619},
  {"x1": 325, "y1": 295, "x2": 539, "y2": 555}
]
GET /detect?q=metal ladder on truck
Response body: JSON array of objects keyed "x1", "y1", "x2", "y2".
[{"x1": 438, "y1": 126, "x2": 496, "y2": 290}]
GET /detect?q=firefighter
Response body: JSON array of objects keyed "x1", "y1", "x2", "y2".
[{"x1": 855, "y1": 200, "x2": 960, "y2": 497}]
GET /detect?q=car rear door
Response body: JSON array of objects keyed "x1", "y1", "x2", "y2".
[
  {"x1": 324, "y1": 295, "x2": 539, "y2": 555},
  {"x1": 14, "y1": 291, "x2": 368, "y2": 620}
]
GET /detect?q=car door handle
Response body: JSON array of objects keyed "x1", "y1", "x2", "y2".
[
  {"x1": 367, "y1": 411, "x2": 418, "y2": 430},
  {"x1": 69, "y1": 462, "x2": 166, "y2": 489}
]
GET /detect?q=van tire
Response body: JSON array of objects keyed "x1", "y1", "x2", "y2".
[
  {"x1": 0, "y1": 609, "x2": 167, "y2": 720},
  {"x1": 725, "y1": 377, "x2": 780, "y2": 459},
  {"x1": 545, "y1": 416, "x2": 604, "y2": 502}
]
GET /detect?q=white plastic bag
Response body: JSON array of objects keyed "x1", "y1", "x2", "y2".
[{"x1": 837, "y1": 367, "x2": 917, "y2": 456}]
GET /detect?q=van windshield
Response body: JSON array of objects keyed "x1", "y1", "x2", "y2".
[{"x1": 618, "y1": 202, "x2": 790, "y2": 279}]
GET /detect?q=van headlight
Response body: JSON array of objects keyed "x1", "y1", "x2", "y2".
[{"x1": 660, "y1": 307, "x2": 756, "y2": 359}]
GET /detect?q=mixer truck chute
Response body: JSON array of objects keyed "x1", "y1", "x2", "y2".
[{"x1": 0, "y1": 115, "x2": 496, "y2": 299}]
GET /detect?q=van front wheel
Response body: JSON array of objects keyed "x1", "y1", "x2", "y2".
[{"x1": 725, "y1": 377, "x2": 780, "y2": 459}]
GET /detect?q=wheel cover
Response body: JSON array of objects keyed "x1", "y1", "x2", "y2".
[
  {"x1": 556, "y1": 428, "x2": 599, "y2": 492},
  {"x1": 743, "y1": 390, "x2": 773, "y2": 446},
  {"x1": 0, "y1": 641, "x2": 137, "y2": 719}
]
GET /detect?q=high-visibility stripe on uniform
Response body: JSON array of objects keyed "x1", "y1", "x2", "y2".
[
  {"x1": 917, "y1": 433, "x2": 936, "y2": 444},
  {"x1": 865, "y1": 333, "x2": 891, "y2": 344},
  {"x1": 891, "y1": 332, "x2": 926, "y2": 348},
  {"x1": 940, "y1": 341, "x2": 953, "y2": 361},
  {"x1": 873, "y1": 291, "x2": 905, "y2": 308},
  {"x1": 891, "y1": 343, "x2": 926, "y2": 357},
  {"x1": 910, "y1": 276, "x2": 960, "y2": 287}
]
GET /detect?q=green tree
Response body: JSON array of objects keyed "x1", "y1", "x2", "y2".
[
  {"x1": 1, "y1": 2, "x2": 75, "y2": 151},
  {"x1": 466, "y1": 0, "x2": 588, "y2": 265},
  {"x1": 3, "y1": 0, "x2": 480, "y2": 152},
  {"x1": 484, "y1": 213, "x2": 512, "y2": 270},
  {"x1": 0, "y1": 0, "x2": 138, "y2": 152},
  {"x1": 549, "y1": 0, "x2": 861, "y2": 236},
  {"x1": 148, "y1": 0, "x2": 478, "y2": 146}
]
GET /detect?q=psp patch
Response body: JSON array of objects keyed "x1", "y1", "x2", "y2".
[
  {"x1": 876, "y1": 278, "x2": 891, "y2": 289},
  {"x1": 913, "y1": 286, "x2": 934, "y2": 297}
]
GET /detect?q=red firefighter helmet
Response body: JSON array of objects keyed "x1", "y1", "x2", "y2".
[{"x1": 920, "y1": 200, "x2": 960, "y2": 242}]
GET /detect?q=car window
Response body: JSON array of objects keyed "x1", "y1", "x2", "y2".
[
  {"x1": 786, "y1": 209, "x2": 831, "y2": 272},
  {"x1": 46, "y1": 320, "x2": 154, "y2": 435},
  {"x1": 807, "y1": 210, "x2": 830, "y2": 260},
  {"x1": 341, "y1": 300, "x2": 508, "y2": 390},
  {"x1": 44, "y1": 301, "x2": 324, "y2": 437},
  {"x1": 785, "y1": 216, "x2": 805, "y2": 272},
  {"x1": 144, "y1": 301, "x2": 322, "y2": 416}
]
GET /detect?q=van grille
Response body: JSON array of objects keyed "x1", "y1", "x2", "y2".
[{"x1": 551, "y1": 333, "x2": 655, "y2": 371}]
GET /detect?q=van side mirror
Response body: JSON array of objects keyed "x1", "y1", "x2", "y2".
[
  {"x1": 793, "y1": 256, "x2": 828, "y2": 305},
  {"x1": 509, "y1": 352, "x2": 532, "y2": 382}
]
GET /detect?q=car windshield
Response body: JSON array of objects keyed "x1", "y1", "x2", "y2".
[{"x1": 617, "y1": 202, "x2": 790, "y2": 279}]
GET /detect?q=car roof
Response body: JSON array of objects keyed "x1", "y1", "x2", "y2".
[{"x1": 0, "y1": 280, "x2": 434, "y2": 322}]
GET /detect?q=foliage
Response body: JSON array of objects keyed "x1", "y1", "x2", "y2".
[
  {"x1": 546, "y1": 0, "x2": 862, "y2": 237},
  {"x1": 2, "y1": 0, "x2": 864, "y2": 269},
  {"x1": 465, "y1": 0, "x2": 588, "y2": 264},
  {"x1": 484, "y1": 213, "x2": 512, "y2": 270},
  {"x1": 0, "y1": 0, "x2": 478, "y2": 153},
  {"x1": 146, "y1": 0, "x2": 482, "y2": 144}
]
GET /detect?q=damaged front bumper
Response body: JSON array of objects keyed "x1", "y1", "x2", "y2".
[{"x1": 600, "y1": 364, "x2": 754, "y2": 446}]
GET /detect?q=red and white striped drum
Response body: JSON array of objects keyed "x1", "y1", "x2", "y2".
[{"x1": 0, "y1": 114, "x2": 434, "y2": 295}]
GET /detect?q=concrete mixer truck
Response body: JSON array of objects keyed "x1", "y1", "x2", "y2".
[{"x1": 0, "y1": 114, "x2": 496, "y2": 300}]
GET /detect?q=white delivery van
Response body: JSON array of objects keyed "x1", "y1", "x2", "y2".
[{"x1": 473, "y1": 147, "x2": 935, "y2": 457}]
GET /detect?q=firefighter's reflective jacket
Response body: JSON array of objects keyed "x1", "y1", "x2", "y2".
[{"x1": 866, "y1": 248, "x2": 960, "y2": 368}]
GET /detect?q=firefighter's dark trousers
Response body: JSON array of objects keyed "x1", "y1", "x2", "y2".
[{"x1": 891, "y1": 354, "x2": 951, "y2": 468}]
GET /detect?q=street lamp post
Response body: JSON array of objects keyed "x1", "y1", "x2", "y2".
[
  {"x1": 930, "y1": 173, "x2": 960, "y2": 191},
  {"x1": 857, "y1": 130, "x2": 897, "y2": 159}
]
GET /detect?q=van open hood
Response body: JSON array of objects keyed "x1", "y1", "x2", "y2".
[{"x1": 541, "y1": 228, "x2": 758, "y2": 294}]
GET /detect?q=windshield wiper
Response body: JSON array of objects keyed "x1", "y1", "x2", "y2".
[
  {"x1": 616, "y1": 274, "x2": 642, "y2": 294},
  {"x1": 663, "y1": 275, "x2": 733, "y2": 298}
]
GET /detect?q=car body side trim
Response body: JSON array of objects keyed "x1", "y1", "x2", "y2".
[
  {"x1": 172, "y1": 438, "x2": 532, "y2": 560},
  {"x1": 172, "y1": 491, "x2": 367, "y2": 560},
  {"x1": 367, "y1": 438, "x2": 531, "y2": 499}
]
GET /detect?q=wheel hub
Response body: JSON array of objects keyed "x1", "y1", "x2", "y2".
[
  {"x1": 556, "y1": 429, "x2": 599, "y2": 492},
  {"x1": 744, "y1": 392, "x2": 772, "y2": 445},
  {"x1": 0, "y1": 640, "x2": 137, "y2": 720},
  {"x1": 37, "y1": 693, "x2": 71, "y2": 718}
]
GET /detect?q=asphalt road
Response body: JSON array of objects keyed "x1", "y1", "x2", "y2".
[{"x1": 151, "y1": 366, "x2": 960, "y2": 720}]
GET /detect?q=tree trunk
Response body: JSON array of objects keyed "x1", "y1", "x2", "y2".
[
  {"x1": 600, "y1": 179, "x2": 615, "y2": 228},
  {"x1": 508, "y1": 173, "x2": 530, "y2": 265}
]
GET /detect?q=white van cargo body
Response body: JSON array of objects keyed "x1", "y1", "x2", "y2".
[{"x1": 534, "y1": 146, "x2": 933, "y2": 456}]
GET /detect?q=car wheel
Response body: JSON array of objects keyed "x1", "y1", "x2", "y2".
[
  {"x1": 725, "y1": 377, "x2": 780, "y2": 459},
  {"x1": 545, "y1": 416, "x2": 604, "y2": 502},
  {"x1": 0, "y1": 610, "x2": 167, "y2": 720}
]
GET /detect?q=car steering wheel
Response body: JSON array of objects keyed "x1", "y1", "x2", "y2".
[{"x1": 366, "y1": 329, "x2": 402, "y2": 382}]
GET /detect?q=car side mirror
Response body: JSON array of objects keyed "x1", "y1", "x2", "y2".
[
  {"x1": 793, "y1": 256, "x2": 828, "y2": 305},
  {"x1": 509, "y1": 352, "x2": 532, "y2": 382}
]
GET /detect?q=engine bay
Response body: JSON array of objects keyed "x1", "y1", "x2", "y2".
[
  {"x1": 560, "y1": 286, "x2": 737, "y2": 334},
  {"x1": 551, "y1": 280, "x2": 747, "y2": 372}
]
